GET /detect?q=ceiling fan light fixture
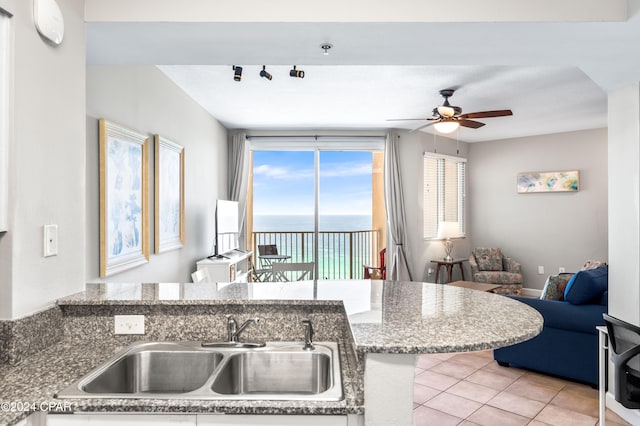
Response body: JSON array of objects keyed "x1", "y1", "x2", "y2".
[
  {"x1": 437, "y1": 105, "x2": 455, "y2": 118},
  {"x1": 433, "y1": 120, "x2": 460, "y2": 134}
]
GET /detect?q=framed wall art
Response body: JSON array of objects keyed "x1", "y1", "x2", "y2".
[
  {"x1": 517, "y1": 170, "x2": 580, "y2": 193},
  {"x1": 154, "y1": 135, "x2": 184, "y2": 253},
  {"x1": 99, "y1": 119, "x2": 149, "y2": 277}
]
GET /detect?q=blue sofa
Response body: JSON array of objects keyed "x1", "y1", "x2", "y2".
[{"x1": 493, "y1": 266, "x2": 608, "y2": 387}]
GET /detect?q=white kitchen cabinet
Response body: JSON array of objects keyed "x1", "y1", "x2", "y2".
[
  {"x1": 46, "y1": 414, "x2": 196, "y2": 426},
  {"x1": 196, "y1": 250, "x2": 252, "y2": 283},
  {"x1": 45, "y1": 413, "x2": 359, "y2": 426},
  {"x1": 197, "y1": 414, "x2": 350, "y2": 425},
  {"x1": 15, "y1": 412, "x2": 45, "y2": 426}
]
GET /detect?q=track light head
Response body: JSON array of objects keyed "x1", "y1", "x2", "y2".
[
  {"x1": 289, "y1": 65, "x2": 305, "y2": 78},
  {"x1": 232, "y1": 65, "x2": 242, "y2": 81},
  {"x1": 260, "y1": 65, "x2": 272, "y2": 80}
]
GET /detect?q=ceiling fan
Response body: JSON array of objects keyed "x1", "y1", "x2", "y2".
[{"x1": 388, "y1": 89, "x2": 513, "y2": 133}]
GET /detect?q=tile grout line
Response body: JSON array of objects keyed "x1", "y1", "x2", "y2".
[{"x1": 414, "y1": 350, "x2": 625, "y2": 426}]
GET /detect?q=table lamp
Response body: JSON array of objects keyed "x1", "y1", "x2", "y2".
[{"x1": 437, "y1": 221, "x2": 460, "y2": 262}]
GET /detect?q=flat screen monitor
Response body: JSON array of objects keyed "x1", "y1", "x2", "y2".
[{"x1": 215, "y1": 200, "x2": 239, "y2": 256}]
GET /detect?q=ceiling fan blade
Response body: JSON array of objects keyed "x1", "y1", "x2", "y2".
[
  {"x1": 386, "y1": 118, "x2": 429, "y2": 121},
  {"x1": 459, "y1": 110, "x2": 513, "y2": 119},
  {"x1": 386, "y1": 117, "x2": 438, "y2": 122},
  {"x1": 458, "y1": 119, "x2": 486, "y2": 129},
  {"x1": 409, "y1": 121, "x2": 437, "y2": 133}
]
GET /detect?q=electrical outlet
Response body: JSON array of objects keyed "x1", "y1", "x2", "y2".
[
  {"x1": 114, "y1": 315, "x2": 145, "y2": 334},
  {"x1": 537, "y1": 266, "x2": 545, "y2": 275},
  {"x1": 427, "y1": 268, "x2": 434, "y2": 276},
  {"x1": 43, "y1": 224, "x2": 58, "y2": 257},
  {"x1": 559, "y1": 267, "x2": 566, "y2": 273}
]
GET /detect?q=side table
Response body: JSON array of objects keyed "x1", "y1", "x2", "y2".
[{"x1": 431, "y1": 259, "x2": 466, "y2": 284}]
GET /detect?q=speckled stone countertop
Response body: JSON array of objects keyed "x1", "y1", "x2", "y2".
[
  {"x1": 57, "y1": 281, "x2": 543, "y2": 354},
  {"x1": 0, "y1": 280, "x2": 542, "y2": 425}
]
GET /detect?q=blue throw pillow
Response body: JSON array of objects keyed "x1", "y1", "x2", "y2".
[{"x1": 564, "y1": 265, "x2": 608, "y2": 305}]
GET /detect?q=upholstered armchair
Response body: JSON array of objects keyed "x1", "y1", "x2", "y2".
[{"x1": 469, "y1": 247, "x2": 523, "y2": 295}]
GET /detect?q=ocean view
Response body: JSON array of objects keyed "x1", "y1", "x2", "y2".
[
  {"x1": 253, "y1": 214, "x2": 376, "y2": 280},
  {"x1": 254, "y1": 214, "x2": 372, "y2": 232}
]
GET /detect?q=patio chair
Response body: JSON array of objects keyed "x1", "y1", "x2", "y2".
[
  {"x1": 248, "y1": 256, "x2": 271, "y2": 282},
  {"x1": 257, "y1": 244, "x2": 279, "y2": 268},
  {"x1": 363, "y1": 248, "x2": 386, "y2": 279},
  {"x1": 272, "y1": 262, "x2": 315, "y2": 281},
  {"x1": 191, "y1": 268, "x2": 211, "y2": 283}
]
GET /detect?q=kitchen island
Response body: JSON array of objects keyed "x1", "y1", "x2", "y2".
[{"x1": 0, "y1": 280, "x2": 542, "y2": 426}]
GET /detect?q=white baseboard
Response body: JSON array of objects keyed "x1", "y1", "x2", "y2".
[
  {"x1": 522, "y1": 287, "x2": 542, "y2": 298},
  {"x1": 606, "y1": 391, "x2": 640, "y2": 424}
]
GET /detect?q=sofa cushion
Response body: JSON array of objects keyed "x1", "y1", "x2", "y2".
[
  {"x1": 473, "y1": 271, "x2": 523, "y2": 285},
  {"x1": 564, "y1": 265, "x2": 608, "y2": 305},
  {"x1": 474, "y1": 248, "x2": 503, "y2": 271},
  {"x1": 508, "y1": 296, "x2": 607, "y2": 334}
]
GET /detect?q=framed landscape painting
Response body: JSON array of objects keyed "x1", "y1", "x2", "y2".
[
  {"x1": 517, "y1": 170, "x2": 580, "y2": 193},
  {"x1": 154, "y1": 135, "x2": 185, "y2": 253},
  {"x1": 99, "y1": 119, "x2": 149, "y2": 277}
]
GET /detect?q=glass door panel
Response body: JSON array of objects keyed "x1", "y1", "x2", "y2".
[
  {"x1": 251, "y1": 151, "x2": 316, "y2": 281},
  {"x1": 318, "y1": 151, "x2": 374, "y2": 280}
]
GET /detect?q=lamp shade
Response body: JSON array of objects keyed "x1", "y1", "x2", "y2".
[
  {"x1": 437, "y1": 221, "x2": 460, "y2": 239},
  {"x1": 433, "y1": 120, "x2": 460, "y2": 134}
]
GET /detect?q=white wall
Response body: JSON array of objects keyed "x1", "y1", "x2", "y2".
[
  {"x1": 468, "y1": 128, "x2": 608, "y2": 290},
  {"x1": 86, "y1": 66, "x2": 227, "y2": 283},
  {"x1": 608, "y1": 83, "x2": 640, "y2": 326},
  {"x1": 396, "y1": 130, "x2": 471, "y2": 282},
  {"x1": 0, "y1": 0, "x2": 86, "y2": 319}
]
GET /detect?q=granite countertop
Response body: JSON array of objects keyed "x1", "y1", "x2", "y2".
[
  {"x1": 58, "y1": 280, "x2": 543, "y2": 354},
  {"x1": 1, "y1": 280, "x2": 543, "y2": 425}
]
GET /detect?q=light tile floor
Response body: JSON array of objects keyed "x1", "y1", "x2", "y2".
[{"x1": 413, "y1": 350, "x2": 632, "y2": 426}]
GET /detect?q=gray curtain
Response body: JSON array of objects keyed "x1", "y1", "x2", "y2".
[
  {"x1": 228, "y1": 131, "x2": 249, "y2": 245},
  {"x1": 384, "y1": 132, "x2": 413, "y2": 281}
]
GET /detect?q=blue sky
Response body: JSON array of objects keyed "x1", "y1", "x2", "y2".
[{"x1": 253, "y1": 151, "x2": 373, "y2": 215}]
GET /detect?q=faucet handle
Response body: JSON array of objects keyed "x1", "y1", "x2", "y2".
[{"x1": 302, "y1": 318, "x2": 314, "y2": 350}]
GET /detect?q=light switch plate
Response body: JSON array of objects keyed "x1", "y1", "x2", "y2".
[
  {"x1": 114, "y1": 315, "x2": 145, "y2": 335},
  {"x1": 537, "y1": 265, "x2": 545, "y2": 275}
]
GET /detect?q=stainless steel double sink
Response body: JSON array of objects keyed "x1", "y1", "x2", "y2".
[{"x1": 56, "y1": 341, "x2": 342, "y2": 401}]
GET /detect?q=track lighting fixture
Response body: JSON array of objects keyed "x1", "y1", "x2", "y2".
[
  {"x1": 259, "y1": 65, "x2": 272, "y2": 80},
  {"x1": 232, "y1": 65, "x2": 242, "y2": 81},
  {"x1": 289, "y1": 66, "x2": 305, "y2": 78}
]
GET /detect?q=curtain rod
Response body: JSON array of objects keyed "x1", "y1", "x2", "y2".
[{"x1": 246, "y1": 135, "x2": 386, "y2": 141}]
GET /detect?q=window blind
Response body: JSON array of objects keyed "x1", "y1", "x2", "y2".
[{"x1": 423, "y1": 153, "x2": 466, "y2": 239}]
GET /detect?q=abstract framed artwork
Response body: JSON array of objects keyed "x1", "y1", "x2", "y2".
[
  {"x1": 99, "y1": 119, "x2": 149, "y2": 277},
  {"x1": 154, "y1": 135, "x2": 185, "y2": 253},
  {"x1": 517, "y1": 170, "x2": 580, "y2": 193}
]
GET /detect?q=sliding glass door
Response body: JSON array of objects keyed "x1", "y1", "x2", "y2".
[{"x1": 248, "y1": 138, "x2": 385, "y2": 281}]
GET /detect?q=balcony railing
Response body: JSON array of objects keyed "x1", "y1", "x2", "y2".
[{"x1": 252, "y1": 230, "x2": 380, "y2": 280}]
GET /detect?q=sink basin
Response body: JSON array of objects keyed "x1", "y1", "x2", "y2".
[
  {"x1": 83, "y1": 349, "x2": 222, "y2": 394},
  {"x1": 212, "y1": 350, "x2": 333, "y2": 396},
  {"x1": 56, "y1": 341, "x2": 342, "y2": 401}
]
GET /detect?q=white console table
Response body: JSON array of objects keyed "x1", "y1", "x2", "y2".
[{"x1": 196, "y1": 250, "x2": 252, "y2": 283}]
